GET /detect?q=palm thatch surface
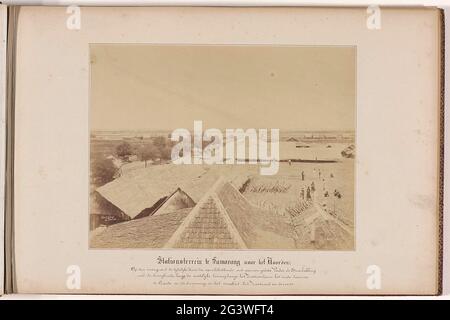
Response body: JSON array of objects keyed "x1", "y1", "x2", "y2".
[
  {"x1": 91, "y1": 163, "x2": 354, "y2": 250},
  {"x1": 216, "y1": 182, "x2": 298, "y2": 249},
  {"x1": 96, "y1": 165, "x2": 258, "y2": 219},
  {"x1": 89, "y1": 208, "x2": 191, "y2": 248},
  {"x1": 171, "y1": 196, "x2": 242, "y2": 249}
]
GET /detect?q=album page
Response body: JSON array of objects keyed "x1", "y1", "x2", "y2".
[{"x1": 12, "y1": 6, "x2": 442, "y2": 294}]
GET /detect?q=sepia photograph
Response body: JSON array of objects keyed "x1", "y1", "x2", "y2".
[{"x1": 88, "y1": 45, "x2": 356, "y2": 250}]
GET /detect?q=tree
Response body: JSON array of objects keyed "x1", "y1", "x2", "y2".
[
  {"x1": 153, "y1": 136, "x2": 173, "y2": 161},
  {"x1": 159, "y1": 145, "x2": 172, "y2": 161},
  {"x1": 115, "y1": 141, "x2": 133, "y2": 160},
  {"x1": 138, "y1": 144, "x2": 159, "y2": 167},
  {"x1": 91, "y1": 158, "x2": 117, "y2": 187},
  {"x1": 153, "y1": 136, "x2": 167, "y2": 149}
]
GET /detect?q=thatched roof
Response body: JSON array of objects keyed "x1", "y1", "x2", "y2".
[
  {"x1": 90, "y1": 191, "x2": 125, "y2": 218},
  {"x1": 95, "y1": 164, "x2": 259, "y2": 219},
  {"x1": 291, "y1": 203, "x2": 353, "y2": 250},
  {"x1": 152, "y1": 188, "x2": 195, "y2": 216},
  {"x1": 165, "y1": 179, "x2": 297, "y2": 249},
  {"x1": 96, "y1": 165, "x2": 209, "y2": 219},
  {"x1": 164, "y1": 194, "x2": 247, "y2": 249},
  {"x1": 90, "y1": 174, "x2": 352, "y2": 250},
  {"x1": 89, "y1": 208, "x2": 192, "y2": 248},
  {"x1": 216, "y1": 182, "x2": 297, "y2": 249}
]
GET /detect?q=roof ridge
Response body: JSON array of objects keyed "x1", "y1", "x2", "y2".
[
  {"x1": 220, "y1": 181, "x2": 262, "y2": 211},
  {"x1": 150, "y1": 187, "x2": 186, "y2": 217},
  {"x1": 163, "y1": 176, "x2": 225, "y2": 248}
]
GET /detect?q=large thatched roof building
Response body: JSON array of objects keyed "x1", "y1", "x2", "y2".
[
  {"x1": 90, "y1": 177, "x2": 297, "y2": 249},
  {"x1": 94, "y1": 165, "x2": 255, "y2": 220},
  {"x1": 90, "y1": 164, "x2": 353, "y2": 250}
]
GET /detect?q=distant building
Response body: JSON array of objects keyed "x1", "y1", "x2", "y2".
[
  {"x1": 295, "y1": 142, "x2": 310, "y2": 148},
  {"x1": 341, "y1": 144, "x2": 355, "y2": 158},
  {"x1": 126, "y1": 155, "x2": 138, "y2": 162},
  {"x1": 106, "y1": 155, "x2": 123, "y2": 168}
]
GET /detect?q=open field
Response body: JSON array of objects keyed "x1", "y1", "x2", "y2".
[{"x1": 242, "y1": 160, "x2": 354, "y2": 228}]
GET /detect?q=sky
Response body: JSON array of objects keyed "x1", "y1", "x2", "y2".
[{"x1": 90, "y1": 45, "x2": 355, "y2": 131}]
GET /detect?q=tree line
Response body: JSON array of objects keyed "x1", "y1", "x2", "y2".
[{"x1": 91, "y1": 136, "x2": 173, "y2": 188}]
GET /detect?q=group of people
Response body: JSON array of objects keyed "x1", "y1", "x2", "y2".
[
  {"x1": 299, "y1": 168, "x2": 341, "y2": 201},
  {"x1": 299, "y1": 181, "x2": 315, "y2": 201}
]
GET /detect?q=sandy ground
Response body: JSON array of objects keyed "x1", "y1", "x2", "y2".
[{"x1": 243, "y1": 160, "x2": 355, "y2": 228}]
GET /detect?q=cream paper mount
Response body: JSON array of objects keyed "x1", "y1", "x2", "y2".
[{"x1": 3, "y1": 5, "x2": 445, "y2": 295}]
